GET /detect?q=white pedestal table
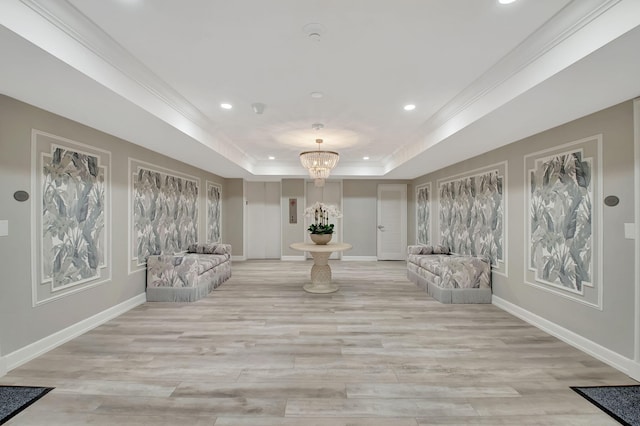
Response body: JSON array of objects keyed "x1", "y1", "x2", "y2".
[{"x1": 289, "y1": 242, "x2": 352, "y2": 293}]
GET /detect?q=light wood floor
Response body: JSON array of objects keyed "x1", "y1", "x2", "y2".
[{"x1": 2, "y1": 260, "x2": 637, "y2": 425}]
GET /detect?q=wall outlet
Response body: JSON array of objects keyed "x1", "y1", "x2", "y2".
[
  {"x1": 0, "y1": 220, "x2": 8, "y2": 237},
  {"x1": 624, "y1": 223, "x2": 635, "y2": 239}
]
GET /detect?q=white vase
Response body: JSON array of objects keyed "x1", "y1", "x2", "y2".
[{"x1": 310, "y1": 233, "x2": 332, "y2": 245}]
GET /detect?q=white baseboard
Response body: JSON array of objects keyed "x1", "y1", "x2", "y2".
[
  {"x1": 629, "y1": 361, "x2": 640, "y2": 382},
  {"x1": 492, "y1": 296, "x2": 635, "y2": 377},
  {"x1": 0, "y1": 355, "x2": 6, "y2": 377},
  {"x1": 2, "y1": 293, "x2": 146, "y2": 374},
  {"x1": 231, "y1": 255, "x2": 246, "y2": 261},
  {"x1": 341, "y1": 256, "x2": 378, "y2": 261},
  {"x1": 281, "y1": 255, "x2": 306, "y2": 261}
]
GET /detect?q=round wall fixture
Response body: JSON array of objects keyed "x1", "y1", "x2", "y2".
[
  {"x1": 604, "y1": 195, "x2": 619, "y2": 207},
  {"x1": 14, "y1": 190, "x2": 29, "y2": 202}
]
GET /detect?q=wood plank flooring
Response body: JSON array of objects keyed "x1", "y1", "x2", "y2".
[{"x1": 2, "y1": 260, "x2": 636, "y2": 425}]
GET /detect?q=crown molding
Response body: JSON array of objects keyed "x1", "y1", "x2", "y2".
[
  {"x1": 10, "y1": 0, "x2": 254, "y2": 171},
  {"x1": 3, "y1": 0, "x2": 638, "y2": 179},
  {"x1": 386, "y1": 0, "x2": 634, "y2": 173}
]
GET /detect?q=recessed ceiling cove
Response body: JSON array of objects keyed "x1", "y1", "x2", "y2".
[{"x1": 1, "y1": 0, "x2": 639, "y2": 179}]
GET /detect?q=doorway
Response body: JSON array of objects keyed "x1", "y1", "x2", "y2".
[
  {"x1": 246, "y1": 182, "x2": 281, "y2": 259},
  {"x1": 377, "y1": 184, "x2": 407, "y2": 260}
]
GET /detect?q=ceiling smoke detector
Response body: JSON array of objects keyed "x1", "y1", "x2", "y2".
[
  {"x1": 251, "y1": 102, "x2": 266, "y2": 114},
  {"x1": 303, "y1": 23, "x2": 325, "y2": 42}
]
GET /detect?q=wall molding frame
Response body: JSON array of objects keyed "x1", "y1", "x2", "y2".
[
  {"x1": 493, "y1": 295, "x2": 635, "y2": 378},
  {"x1": 415, "y1": 182, "x2": 432, "y2": 246},
  {"x1": 523, "y1": 135, "x2": 603, "y2": 310},
  {"x1": 2, "y1": 293, "x2": 146, "y2": 374},
  {"x1": 30, "y1": 130, "x2": 113, "y2": 307},
  {"x1": 127, "y1": 157, "x2": 200, "y2": 275},
  {"x1": 436, "y1": 161, "x2": 508, "y2": 277},
  {"x1": 205, "y1": 180, "x2": 222, "y2": 243}
]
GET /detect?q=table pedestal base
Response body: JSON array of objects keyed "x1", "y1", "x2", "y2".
[
  {"x1": 289, "y1": 242, "x2": 352, "y2": 294},
  {"x1": 303, "y1": 252, "x2": 339, "y2": 294},
  {"x1": 304, "y1": 282, "x2": 339, "y2": 294}
]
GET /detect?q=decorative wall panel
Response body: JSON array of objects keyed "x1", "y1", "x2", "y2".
[
  {"x1": 525, "y1": 135, "x2": 602, "y2": 309},
  {"x1": 129, "y1": 159, "x2": 199, "y2": 273},
  {"x1": 416, "y1": 183, "x2": 431, "y2": 245},
  {"x1": 32, "y1": 130, "x2": 111, "y2": 305},
  {"x1": 206, "y1": 181, "x2": 222, "y2": 243},
  {"x1": 437, "y1": 162, "x2": 507, "y2": 276}
]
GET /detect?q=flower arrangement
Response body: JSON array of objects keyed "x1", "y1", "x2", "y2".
[{"x1": 304, "y1": 202, "x2": 342, "y2": 234}]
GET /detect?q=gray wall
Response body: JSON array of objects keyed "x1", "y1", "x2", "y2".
[
  {"x1": 223, "y1": 179, "x2": 244, "y2": 258},
  {"x1": 343, "y1": 181, "x2": 377, "y2": 256},
  {"x1": 411, "y1": 100, "x2": 636, "y2": 358},
  {"x1": 281, "y1": 179, "x2": 305, "y2": 256},
  {"x1": 343, "y1": 180, "x2": 410, "y2": 256},
  {"x1": 0, "y1": 95, "x2": 227, "y2": 356},
  {"x1": 281, "y1": 179, "x2": 306, "y2": 257},
  {"x1": 277, "y1": 179, "x2": 411, "y2": 257}
]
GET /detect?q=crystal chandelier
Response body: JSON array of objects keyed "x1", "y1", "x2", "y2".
[{"x1": 299, "y1": 138, "x2": 339, "y2": 187}]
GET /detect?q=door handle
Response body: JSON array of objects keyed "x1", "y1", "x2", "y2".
[{"x1": 377, "y1": 225, "x2": 385, "y2": 231}]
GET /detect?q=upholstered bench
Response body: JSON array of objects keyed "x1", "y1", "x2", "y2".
[
  {"x1": 146, "y1": 243, "x2": 232, "y2": 302},
  {"x1": 406, "y1": 245, "x2": 491, "y2": 304}
]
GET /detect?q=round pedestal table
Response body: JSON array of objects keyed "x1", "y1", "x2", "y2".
[{"x1": 289, "y1": 242, "x2": 352, "y2": 293}]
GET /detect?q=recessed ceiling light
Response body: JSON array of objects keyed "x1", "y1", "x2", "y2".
[
  {"x1": 310, "y1": 92, "x2": 324, "y2": 99},
  {"x1": 363, "y1": 156, "x2": 370, "y2": 160},
  {"x1": 268, "y1": 156, "x2": 275, "y2": 160},
  {"x1": 220, "y1": 103, "x2": 232, "y2": 109},
  {"x1": 498, "y1": 0, "x2": 517, "y2": 4},
  {"x1": 403, "y1": 104, "x2": 416, "y2": 111}
]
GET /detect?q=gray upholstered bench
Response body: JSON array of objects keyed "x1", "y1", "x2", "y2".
[
  {"x1": 146, "y1": 243, "x2": 232, "y2": 302},
  {"x1": 406, "y1": 245, "x2": 492, "y2": 304}
]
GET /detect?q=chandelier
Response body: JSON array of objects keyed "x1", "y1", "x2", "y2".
[{"x1": 300, "y1": 138, "x2": 339, "y2": 187}]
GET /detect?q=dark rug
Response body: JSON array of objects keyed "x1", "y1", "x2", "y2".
[
  {"x1": 571, "y1": 385, "x2": 640, "y2": 426},
  {"x1": 0, "y1": 386, "x2": 53, "y2": 425}
]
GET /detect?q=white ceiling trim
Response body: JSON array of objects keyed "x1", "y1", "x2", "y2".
[
  {"x1": 3, "y1": 0, "x2": 255, "y2": 172},
  {"x1": 385, "y1": 0, "x2": 637, "y2": 173},
  {"x1": 2, "y1": 0, "x2": 639, "y2": 180},
  {"x1": 417, "y1": 0, "x2": 621, "y2": 135}
]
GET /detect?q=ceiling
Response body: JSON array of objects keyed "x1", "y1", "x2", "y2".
[{"x1": 1, "y1": 0, "x2": 639, "y2": 180}]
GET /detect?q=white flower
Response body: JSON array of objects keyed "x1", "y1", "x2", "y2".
[{"x1": 304, "y1": 202, "x2": 342, "y2": 218}]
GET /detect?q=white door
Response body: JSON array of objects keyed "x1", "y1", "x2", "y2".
[
  {"x1": 247, "y1": 182, "x2": 281, "y2": 259},
  {"x1": 377, "y1": 184, "x2": 407, "y2": 260},
  {"x1": 306, "y1": 181, "x2": 342, "y2": 259}
]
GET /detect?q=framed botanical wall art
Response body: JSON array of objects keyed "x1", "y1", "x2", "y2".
[
  {"x1": 437, "y1": 162, "x2": 507, "y2": 276},
  {"x1": 128, "y1": 159, "x2": 199, "y2": 273},
  {"x1": 524, "y1": 135, "x2": 602, "y2": 309},
  {"x1": 32, "y1": 130, "x2": 111, "y2": 305},
  {"x1": 416, "y1": 183, "x2": 431, "y2": 245},
  {"x1": 206, "y1": 181, "x2": 222, "y2": 243}
]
